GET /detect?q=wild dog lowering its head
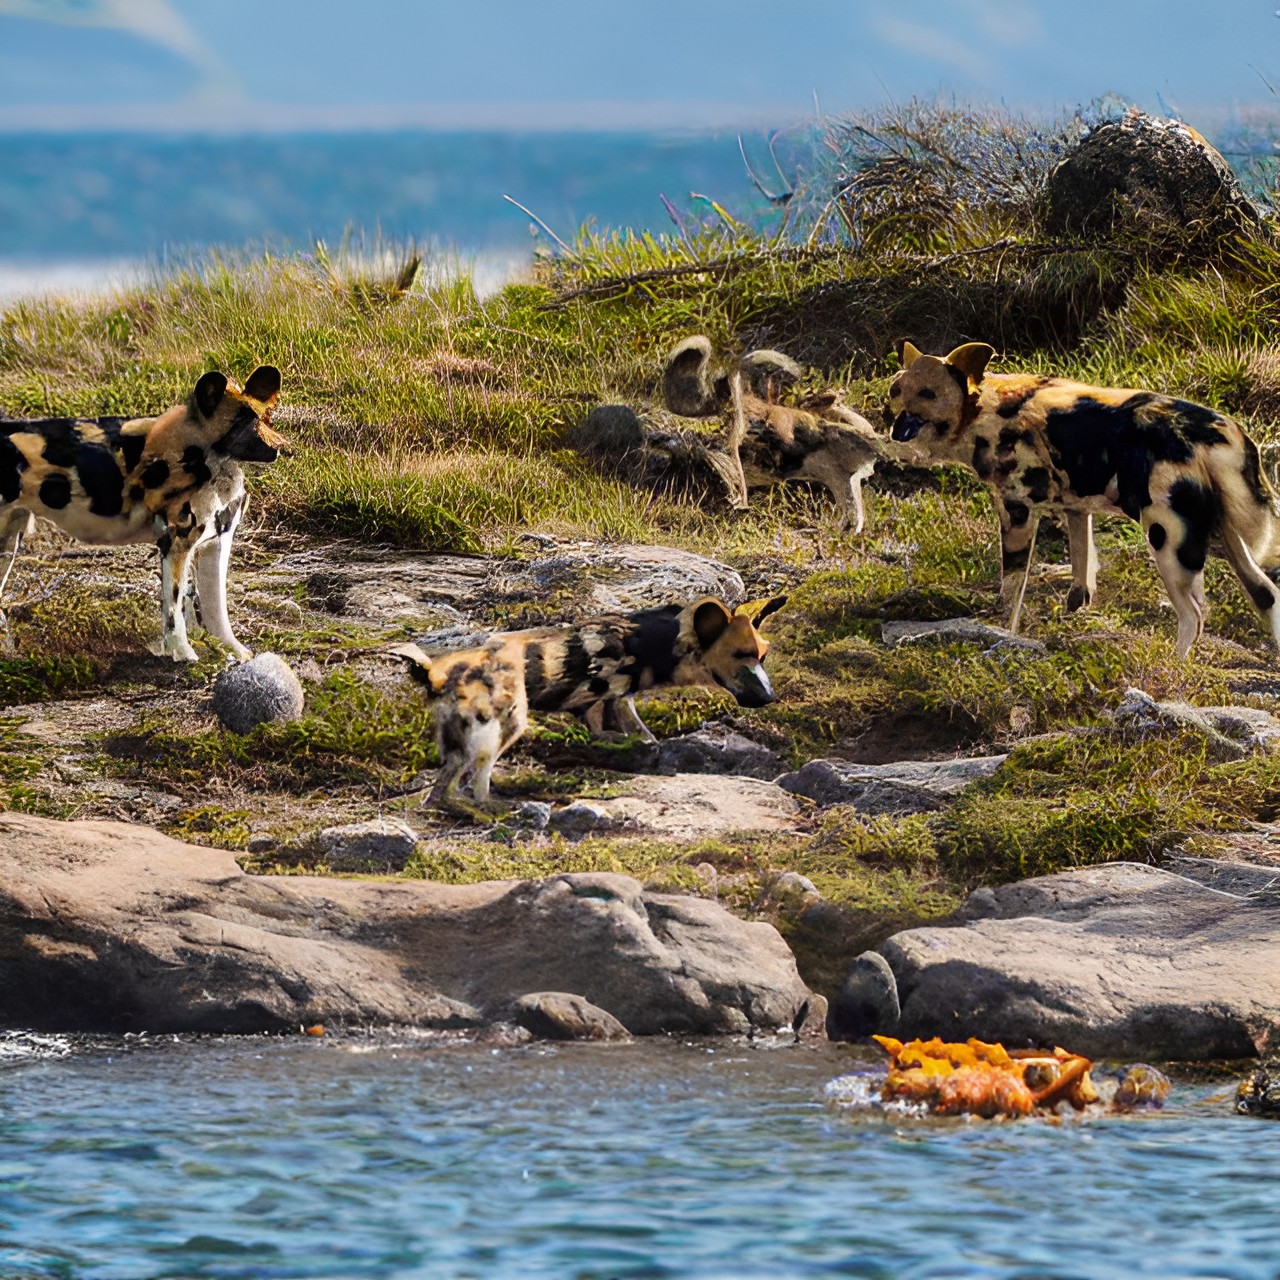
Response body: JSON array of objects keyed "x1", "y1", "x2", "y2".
[
  {"x1": 663, "y1": 335, "x2": 884, "y2": 532},
  {"x1": 0, "y1": 366, "x2": 283, "y2": 661},
  {"x1": 393, "y1": 595, "x2": 785, "y2": 814},
  {"x1": 887, "y1": 341, "x2": 1280, "y2": 657}
]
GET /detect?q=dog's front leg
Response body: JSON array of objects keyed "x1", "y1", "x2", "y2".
[
  {"x1": 1065, "y1": 511, "x2": 1097, "y2": 612},
  {"x1": 155, "y1": 529, "x2": 207, "y2": 662},
  {"x1": 193, "y1": 498, "x2": 250, "y2": 660},
  {"x1": 997, "y1": 496, "x2": 1037, "y2": 628},
  {"x1": 610, "y1": 694, "x2": 657, "y2": 743}
]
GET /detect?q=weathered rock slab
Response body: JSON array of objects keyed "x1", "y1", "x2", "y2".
[
  {"x1": 1113, "y1": 687, "x2": 1280, "y2": 760},
  {"x1": 0, "y1": 813, "x2": 810, "y2": 1037},
  {"x1": 316, "y1": 819, "x2": 420, "y2": 871},
  {"x1": 776, "y1": 755, "x2": 1006, "y2": 814},
  {"x1": 656, "y1": 725, "x2": 784, "y2": 780},
  {"x1": 881, "y1": 617, "x2": 1044, "y2": 652},
  {"x1": 853, "y1": 862, "x2": 1280, "y2": 1060}
]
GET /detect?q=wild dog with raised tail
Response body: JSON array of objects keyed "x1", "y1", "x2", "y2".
[
  {"x1": 392, "y1": 595, "x2": 785, "y2": 813},
  {"x1": 0, "y1": 366, "x2": 283, "y2": 661},
  {"x1": 663, "y1": 335, "x2": 883, "y2": 532},
  {"x1": 887, "y1": 341, "x2": 1280, "y2": 657}
]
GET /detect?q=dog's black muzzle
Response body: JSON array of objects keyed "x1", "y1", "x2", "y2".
[
  {"x1": 718, "y1": 663, "x2": 775, "y2": 709},
  {"x1": 891, "y1": 412, "x2": 928, "y2": 443}
]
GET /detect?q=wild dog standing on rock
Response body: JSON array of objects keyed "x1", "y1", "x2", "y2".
[
  {"x1": 0, "y1": 366, "x2": 283, "y2": 661},
  {"x1": 663, "y1": 335, "x2": 884, "y2": 532},
  {"x1": 392, "y1": 595, "x2": 785, "y2": 814},
  {"x1": 888, "y1": 341, "x2": 1280, "y2": 657}
]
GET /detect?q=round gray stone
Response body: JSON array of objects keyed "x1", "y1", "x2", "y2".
[{"x1": 211, "y1": 654, "x2": 304, "y2": 735}]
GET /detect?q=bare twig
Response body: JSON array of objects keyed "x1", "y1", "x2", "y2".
[{"x1": 502, "y1": 194, "x2": 577, "y2": 258}]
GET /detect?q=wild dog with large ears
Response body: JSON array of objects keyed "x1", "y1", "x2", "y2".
[
  {"x1": 0, "y1": 365, "x2": 284, "y2": 661},
  {"x1": 392, "y1": 594, "x2": 786, "y2": 815},
  {"x1": 888, "y1": 341, "x2": 1280, "y2": 657},
  {"x1": 663, "y1": 335, "x2": 884, "y2": 532}
]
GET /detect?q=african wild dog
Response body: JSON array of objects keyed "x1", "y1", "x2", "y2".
[
  {"x1": 887, "y1": 341, "x2": 1280, "y2": 657},
  {"x1": 392, "y1": 595, "x2": 785, "y2": 813},
  {"x1": 0, "y1": 366, "x2": 283, "y2": 661},
  {"x1": 663, "y1": 335, "x2": 884, "y2": 532}
]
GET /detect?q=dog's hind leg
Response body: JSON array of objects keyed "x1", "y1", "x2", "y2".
[
  {"x1": 1065, "y1": 511, "x2": 1097, "y2": 612},
  {"x1": 193, "y1": 499, "x2": 249, "y2": 660},
  {"x1": 1144, "y1": 508, "x2": 1206, "y2": 658},
  {"x1": 1007, "y1": 513, "x2": 1040, "y2": 637},
  {"x1": 0, "y1": 510, "x2": 33, "y2": 602},
  {"x1": 997, "y1": 497, "x2": 1037, "y2": 627}
]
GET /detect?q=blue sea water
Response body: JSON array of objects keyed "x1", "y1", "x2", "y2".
[
  {"x1": 0, "y1": 1033, "x2": 1277, "y2": 1280},
  {"x1": 0, "y1": 130, "x2": 797, "y2": 300}
]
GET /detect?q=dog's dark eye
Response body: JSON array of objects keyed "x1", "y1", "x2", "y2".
[{"x1": 917, "y1": 387, "x2": 937, "y2": 401}]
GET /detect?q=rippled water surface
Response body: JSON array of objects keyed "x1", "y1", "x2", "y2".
[{"x1": 0, "y1": 1033, "x2": 1276, "y2": 1279}]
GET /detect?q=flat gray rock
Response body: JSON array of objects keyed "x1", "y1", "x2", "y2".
[
  {"x1": 1113, "y1": 688, "x2": 1280, "y2": 760},
  {"x1": 881, "y1": 618, "x2": 1045, "y2": 652},
  {"x1": 657, "y1": 725, "x2": 783, "y2": 779},
  {"x1": 316, "y1": 819, "x2": 419, "y2": 871},
  {"x1": 776, "y1": 755, "x2": 1006, "y2": 814},
  {"x1": 856, "y1": 862, "x2": 1280, "y2": 1060},
  {"x1": 0, "y1": 813, "x2": 811, "y2": 1037}
]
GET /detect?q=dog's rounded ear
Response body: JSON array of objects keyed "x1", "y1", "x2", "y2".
[
  {"x1": 242, "y1": 366, "x2": 282, "y2": 405},
  {"x1": 194, "y1": 371, "x2": 228, "y2": 419},
  {"x1": 753, "y1": 595, "x2": 788, "y2": 627},
  {"x1": 897, "y1": 340, "x2": 923, "y2": 369},
  {"x1": 692, "y1": 598, "x2": 732, "y2": 650},
  {"x1": 944, "y1": 342, "x2": 996, "y2": 387}
]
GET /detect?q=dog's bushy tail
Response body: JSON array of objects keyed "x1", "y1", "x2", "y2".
[
  {"x1": 740, "y1": 348, "x2": 802, "y2": 401},
  {"x1": 662, "y1": 335, "x2": 728, "y2": 417},
  {"x1": 390, "y1": 642, "x2": 435, "y2": 690}
]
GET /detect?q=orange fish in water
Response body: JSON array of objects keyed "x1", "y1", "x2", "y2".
[{"x1": 873, "y1": 1036, "x2": 1099, "y2": 1118}]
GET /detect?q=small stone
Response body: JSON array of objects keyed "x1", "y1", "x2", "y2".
[
  {"x1": 512, "y1": 801, "x2": 552, "y2": 832},
  {"x1": 793, "y1": 992, "x2": 829, "y2": 1042},
  {"x1": 881, "y1": 617, "x2": 1045, "y2": 653},
  {"x1": 1113, "y1": 1064, "x2": 1172, "y2": 1112},
  {"x1": 317, "y1": 818, "x2": 419, "y2": 871},
  {"x1": 211, "y1": 653, "x2": 304, "y2": 735},
  {"x1": 246, "y1": 834, "x2": 276, "y2": 855},
  {"x1": 513, "y1": 991, "x2": 631, "y2": 1042},
  {"x1": 830, "y1": 950, "x2": 901, "y2": 1041},
  {"x1": 548, "y1": 801, "x2": 619, "y2": 839}
]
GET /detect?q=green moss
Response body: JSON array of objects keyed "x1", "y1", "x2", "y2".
[{"x1": 164, "y1": 804, "x2": 253, "y2": 850}]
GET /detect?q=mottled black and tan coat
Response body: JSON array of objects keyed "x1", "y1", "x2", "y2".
[
  {"x1": 0, "y1": 366, "x2": 283, "y2": 660},
  {"x1": 393, "y1": 595, "x2": 784, "y2": 811},
  {"x1": 663, "y1": 335, "x2": 884, "y2": 532},
  {"x1": 888, "y1": 341, "x2": 1280, "y2": 657}
]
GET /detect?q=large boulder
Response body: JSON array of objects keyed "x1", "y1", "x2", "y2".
[
  {"x1": 211, "y1": 654, "x2": 304, "y2": 734},
  {"x1": 0, "y1": 813, "x2": 811, "y2": 1037},
  {"x1": 841, "y1": 861, "x2": 1280, "y2": 1060},
  {"x1": 1044, "y1": 112, "x2": 1264, "y2": 244}
]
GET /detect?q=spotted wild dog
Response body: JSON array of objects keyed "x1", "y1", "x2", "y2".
[
  {"x1": 392, "y1": 595, "x2": 785, "y2": 813},
  {"x1": 0, "y1": 366, "x2": 283, "y2": 661},
  {"x1": 887, "y1": 341, "x2": 1280, "y2": 657},
  {"x1": 663, "y1": 335, "x2": 884, "y2": 532}
]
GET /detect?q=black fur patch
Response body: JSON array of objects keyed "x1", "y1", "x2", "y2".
[
  {"x1": 1148, "y1": 522, "x2": 1167, "y2": 550},
  {"x1": 38, "y1": 473, "x2": 72, "y2": 510},
  {"x1": 214, "y1": 502, "x2": 238, "y2": 536},
  {"x1": 1170, "y1": 399, "x2": 1229, "y2": 447},
  {"x1": 997, "y1": 427, "x2": 1034, "y2": 452},
  {"x1": 1168, "y1": 479, "x2": 1217, "y2": 572},
  {"x1": 1240, "y1": 436, "x2": 1272, "y2": 508},
  {"x1": 1250, "y1": 581, "x2": 1276, "y2": 612},
  {"x1": 1002, "y1": 544, "x2": 1030, "y2": 572},
  {"x1": 995, "y1": 385, "x2": 1043, "y2": 418},
  {"x1": 1022, "y1": 467, "x2": 1050, "y2": 503},
  {"x1": 0, "y1": 434, "x2": 24, "y2": 503},
  {"x1": 75, "y1": 441, "x2": 124, "y2": 516},
  {"x1": 181, "y1": 445, "x2": 212, "y2": 487},
  {"x1": 156, "y1": 532, "x2": 173, "y2": 557},
  {"x1": 141, "y1": 459, "x2": 169, "y2": 489},
  {"x1": 624, "y1": 605, "x2": 682, "y2": 690},
  {"x1": 589, "y1": 676, "x2": 611, "y2": 695},
  {"x1": 96, "y1": 419, "x2": 144, "y2": 472},
  {"x1": 524, "y1": 643, "x2": 547, "y2": 701},
  {"x1": 971, "y1": 436, "x2": 994, "y2": 480},
  {"x1": 1003, "y1": 499, "x2": 1031, "y2": 529}
]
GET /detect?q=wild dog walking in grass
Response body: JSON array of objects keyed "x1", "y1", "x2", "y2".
[
  {"x1": 888, "y1": 341, "x2": 1280, "y2": 657},
  {"x1": 663, "y1": 335, "x2": 884, "y2": 532},
  {"x1": 392, "y1": 595, "x2": 785, "y2": 814},
  {"x1": 0, "y1": 366, "x2": 283, "y2": 661}
]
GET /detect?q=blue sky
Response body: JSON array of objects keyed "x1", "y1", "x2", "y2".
[{"x1": 0, "y1": 0, "x2": 1277, "y2": 131}]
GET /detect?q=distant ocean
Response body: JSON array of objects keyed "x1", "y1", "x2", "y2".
[{"x1": 0, "y1": 131, "x2": 799, "y2": 302}]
